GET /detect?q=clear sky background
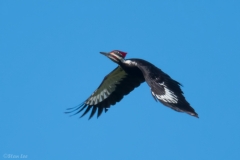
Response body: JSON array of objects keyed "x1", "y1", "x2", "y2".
[{"x1": 1, "y1": 1, "x2": 240, "y2": 160}]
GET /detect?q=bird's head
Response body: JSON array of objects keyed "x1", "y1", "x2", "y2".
[{"x1": 100, "y1": 50, "x2": 127, "y2": 64}]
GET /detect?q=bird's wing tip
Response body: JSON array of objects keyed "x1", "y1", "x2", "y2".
[{"x1": 192, "y1": 113, "x2": 199, "y2": 118}]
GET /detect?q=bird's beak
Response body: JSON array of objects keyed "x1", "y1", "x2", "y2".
[
  {"x1": 100, "y1": 52, "x2": 109, "y2": 57},
  {"x1": 100, "y1": 51, "x2": 120, "y2": 64}
]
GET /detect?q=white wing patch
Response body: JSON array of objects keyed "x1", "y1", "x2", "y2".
[
  {"x1": 153, "y1": 82, "x2": 178, "y2": 103},
  {"x1": 87, "y1": 89, "x2": 110, "y2": 105},
  {"x1": 85, "y1": 67, "x2": 127, "y2": 105}
]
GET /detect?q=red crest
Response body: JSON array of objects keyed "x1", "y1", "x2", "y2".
[{"x1": 112, "y1": 50, "x2": 127, "y2": 58}]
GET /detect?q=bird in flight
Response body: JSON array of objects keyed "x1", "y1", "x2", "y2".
[{"x1": 66, "y1": 50, "x2": 198, "y2": 119}]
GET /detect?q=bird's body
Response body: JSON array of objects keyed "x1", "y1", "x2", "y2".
[{"x1": 66, "y1": 50, "x2": 198, "y2": 119}]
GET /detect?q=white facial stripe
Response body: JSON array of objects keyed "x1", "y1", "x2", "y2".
[{"x1": 110, "y1": 52, "x2": 121, "y2": 59}]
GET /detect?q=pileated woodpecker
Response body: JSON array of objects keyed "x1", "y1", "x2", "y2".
[{"x1": 66, "y1": 50, "x2": 198, "y2": 119}]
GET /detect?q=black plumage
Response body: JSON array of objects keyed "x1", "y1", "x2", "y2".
[{"x1": 65, "y1": 50, "x2": 198, "y2": 119}]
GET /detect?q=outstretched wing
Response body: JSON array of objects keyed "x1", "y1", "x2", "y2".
[
  {"x1": 134, "y1": 59, "x2": 198, "y2": 118},
  {"x1": 66, "y1": 66, "x2": 145, "y2": 119}
]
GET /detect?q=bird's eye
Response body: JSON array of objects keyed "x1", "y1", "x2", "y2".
[{"x1": 116, "y1": 51, "x2": 121, "y2": 56}]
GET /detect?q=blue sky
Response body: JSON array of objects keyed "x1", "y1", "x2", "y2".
[{"x1": 1, "y1": 1, "x2": 240, "y2": 160}]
